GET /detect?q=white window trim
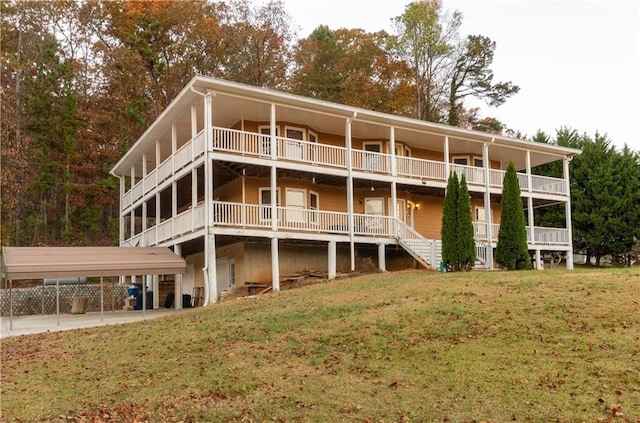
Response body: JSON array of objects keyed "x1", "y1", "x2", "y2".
[
  {"x1": 284, "y1": 125, "x2": 306, "y2": 140},
  {"x1": 285, "y1": 187, "x2": 307, "y2": 208},
  {"x1": 364, "y1": 197, "x2": 385, "y2": 215},
  {"x1": 452, "y1": 155, "x2": 469, "y2": 166},
  {"x1": 473, "y1": 156, "x2": 483, "y2": 168},
  {"x1": 308, "y1": 130, "x2": 318, "y2": 142},
  {"x1": 258, "y1": 187, "x2": 281, "y2": 222},
  {"x1": 259, "y1": 187, "x2": 281, "y2": 205},
  {"x1": 363, "y1": 141, "x2": 383, "y2": 153},
  {"x1": 258, "y1": 125, "x2": 280, "y2": 136},
  {"x1": 309, "y1": 190, "x2": 319, "y2": 225}
]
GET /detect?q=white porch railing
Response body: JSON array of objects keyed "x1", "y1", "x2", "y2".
[
  {"x1": 396, "y1": 156, "x2": 446, "y2": 181},
  {"x1": 121, "y1": 199, "x2": 572, "y2": 250},
  {"x1": 352, "y1": 150, "x2": 392, "y2": 174},
  {"x1": 121, "y1": 127, "x2": 569, "y2": 215},
  {"x1": 530, "y1": 226, "x2": 570, "y2": 245},
  {"x1": 473, "y1": 221, "x2": 570, "y2": 246},
  {"x1": 276, "y1": 137, "x2": 347, "y2": 168},
  {"x1": 451, "y1": 163, "x2": 486, "y2": 185},
  {"x1": 352, "y1": 214, "x2": 394, "y2": 236},
  {"x1": 396, "y1": 219, "x2": 440, "y2": 267}
]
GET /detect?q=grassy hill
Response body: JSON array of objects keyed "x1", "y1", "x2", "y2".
[{"x1": 2, "y1": 268, "x2": 639, "y2": 422}]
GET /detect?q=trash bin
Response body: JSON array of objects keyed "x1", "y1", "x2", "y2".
[
  {"x1": 439, "y1": 262, "x2": 447, "y2": 273},
  {"x1": 71, "y1": 297, "x2": 88, "y2": 314}
]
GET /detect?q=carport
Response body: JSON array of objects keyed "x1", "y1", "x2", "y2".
[{"x1": 1, "y1": 246, "x2": 186, "y2": 332}]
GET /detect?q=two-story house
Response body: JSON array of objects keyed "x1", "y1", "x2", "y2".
[{"x1": 111, "y1": 76, "x2": 580, "y2": 307}]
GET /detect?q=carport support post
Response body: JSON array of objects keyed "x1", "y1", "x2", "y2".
[
  {"x1": 328, "y1": 241, "x2": 337, "y2": 280},
  {"x1": 535, "y1": 250, "x2": 542, "y2": 270},
  {"x1": 153, "y1": 275, "x2": 160, "y2": 309},
  {"x1": 100, "y1": 277, "x2": 104, "y2": 322},
  {"x1": 142, "y1": 275, "x2": 146, "y2": 316},
  {"x1": 9, "y1": 279, "x2": 12, "y2": 331},
  {"x1": 56, "y1": 278, "x2": 60, "y2": 326}
]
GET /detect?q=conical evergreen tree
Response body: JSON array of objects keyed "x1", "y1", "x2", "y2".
[
  {"x1": 456, "y1": 175, "x2": 476, "y2": 270},
  {"x1": 496, "y1": 162, "x2": 531, "y2": 270},
  {"x1": 441, "y1": 171, "x2": 459, "y2": 270}
]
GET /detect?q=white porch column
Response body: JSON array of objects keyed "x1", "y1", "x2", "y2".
[
  {"x1": 271, "y1": 237, "x2": 280, "y2": 291},
  {"x1": 328, "y1": 241, "x2": 337, "y2": 280},
  {"x1": 346, "y1": 113, "x2": 357, "y2": 271},
  {"x1": 526, "y1": 150, "x2": 535, "y2": 248},
  {"x1": 378, "y1": 243, "x2": 386, "y2": 272},
  {"x1": 390, "y1": 127, "x2": 398, "y2": 238},
  {"x1": 155, "y1": 191, "x2": 160, "y2": 245},
  {"x1": 444, "y1": 136, "x2": 450, "y2": 177},
  {"x1": 171, "y1": 124, "x2": 177, "y2": 174},
  {"x1": 119, "y1": 177, "x2": 125, "y2": 245},
  {"x1": 535, "y1": 249, "x2": 542, "y2": 270},
  {"x1": 482, "y1": 142, "x2": 494, "y2": 269},
  {"x1": 563, "y1": 157, "x2": 575, "y2": 270},
  {"x1": 174, "y1": 244, "x2": 183, "y2": 310},
  {"x1": 203, "y1": 90, "x2": 218, "y2": 305},
  {"x1": 142, "y1": 197, "x2": 148, "y2": 235},
  {"x1": 270, "y1": 103, "x2": 278, "y2": 233}
]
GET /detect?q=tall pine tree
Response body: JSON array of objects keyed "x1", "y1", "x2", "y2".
[
  {"x1": 441, "y1": 172, "x2": 476, "y2": 271},
  {"x1": 441, "y1": 171, "x2": 459, "y2": 269},
  {"x1": 456, "y1": 175, "x2": 476, "y2": 270},
  {"x1": 496, "y1": 162, "x2": 531, "y2": 270}
]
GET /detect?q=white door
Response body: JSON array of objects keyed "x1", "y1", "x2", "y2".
[
  {"x1": 216, "y1": 257, "x2": 230, "y2": 292},
  {"x1": 286, "y1": 188, "x2": 306, "y2": 223},
  {"x1": 363, "y1": 197, "x2": 384, "y2": 233},
  {"x1": 182, "y1": 263, "x2": 195, "y2": 296},
  {"x1": 475, "y1": 207, "x2": 487, "y2": 238}
]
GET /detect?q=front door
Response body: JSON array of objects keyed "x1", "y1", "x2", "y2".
[
  {"x1": 363, "y1": 197, "x2": 384, "y2": 233},
  {"x1": 286, "y1": 188, "x2": 306, "y2": 223}
]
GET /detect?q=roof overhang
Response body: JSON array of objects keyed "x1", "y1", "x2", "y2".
[
  {"x1": 1, "y1": 247, "x2": 186, "y2": 280},
  {"x1": 111, "y1": 76, "x2": 582, "y2": 176}
]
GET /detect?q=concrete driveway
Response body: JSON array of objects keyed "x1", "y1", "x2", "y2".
[{"x1": 1, "y1": 308, "x2": 182, "y2": 339}]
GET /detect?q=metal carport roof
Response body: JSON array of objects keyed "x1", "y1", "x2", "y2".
[
  {"x1": 1, "y1": 246, "x2": 186, "y2": 280},
  {"x1": 1, "y1": 246, "x2": 187, "y2": 333}
]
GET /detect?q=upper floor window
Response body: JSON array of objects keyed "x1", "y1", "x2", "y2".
[{"x1": 453, "y1": 156, "x2": 468, "y2": 166}]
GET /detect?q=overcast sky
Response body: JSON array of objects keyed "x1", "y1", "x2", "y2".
[{"x1": 278, "y1": 0, "x2": 640, "y2": 152}]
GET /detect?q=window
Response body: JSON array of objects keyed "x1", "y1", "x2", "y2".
[
  {"x1": 259, "y1": 187, "x2": 280, "y2": 222},
  {"x1": 453, "y1": 156, "x2": 469, "y2": 165},
  {"x1": 309, "y1": 191, "x2": 319, "y2": 224},
  {"x1": 285, "y1": 126, "x2": 305, "y2": 160},
  {"x1": 473, "y1": 157, "x2": 483, "y2": 168},
  {"x1": 229, "y1": 260, "x2": 236, "y2": 287},
  {"x1": 258, "y1": 125, "x2": 279, "y2": 156},
  {"x1": 363, "y1": 142, "x2": 382, "y2": 171},
  {"x1": 308, "y1": 131, "x2": 318, "y2": 162}
]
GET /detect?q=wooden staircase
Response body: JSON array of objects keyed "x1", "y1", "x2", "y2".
[
  {"x1": 395, "y1": 219, "x2": 491, "y2": 271},
  {"x1": 395, "y1": 220, "x2": 441, "y2": 270}
]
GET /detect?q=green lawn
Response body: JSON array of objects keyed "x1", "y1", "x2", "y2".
[{"x1": 2, "y1": 268, "x2": 639, "y2": 422}]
